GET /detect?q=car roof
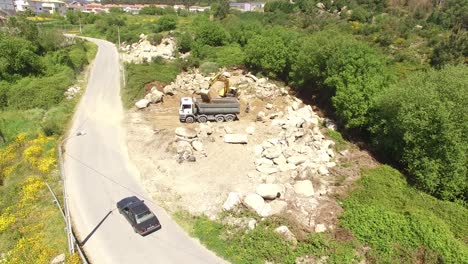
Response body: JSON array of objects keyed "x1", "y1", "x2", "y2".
[{"x1": 129, "y1": 202, "x2": 150, "y2": 215}]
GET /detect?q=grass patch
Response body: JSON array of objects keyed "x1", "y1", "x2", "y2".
[
  {"x1": 340, "y1": 165, "x2": 468, "y2": 263},
  {"x1": 173, "y1": 211, "x2": 360, "y2": 264},
  {"x1": 123, "y1": 60, "x2": 180, "y2": 108},
  {"x1": 325, "y1": 130, "x2": 348, "y2": 152}
]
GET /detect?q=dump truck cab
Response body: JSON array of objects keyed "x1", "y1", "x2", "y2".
[{"x1": 179, "y1": 97, "x2": 195, "y2": 123}]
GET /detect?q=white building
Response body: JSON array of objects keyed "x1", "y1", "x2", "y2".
[
  {"x1": 0, "y1": 0, "x2": 15, "y2": 15},
  {"x1": 15, "y1": 0, "x2": 66, "y2": 15}
]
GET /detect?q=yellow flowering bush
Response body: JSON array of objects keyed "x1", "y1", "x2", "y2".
[
  {"x1": 22, "y1": 133, "x2": 57, "y2": 174},
  {"x1": 19, "y1": 177, "x2": 45, "y2": 207},
  {"x1": 37, "y1": 156, "x2": 57, "y2": 174},
  {"x1": 350, "y1": 21, "x2": 361, "y2": 30},
  {"x1": 23, "y1": 144, "x2": 42, "y2": 165},
  {"x1": 14, "y1": 133, "x2": 27, "y2": 145},
  {"x1": 1, "y1": 145, "x2": 19, "y2": 183},
  {"x1": 0, "y1": 212, "x2": 15, "y2": 233},
  {"x1": 5, "y1": 234, "x2": 55, "y2": 264}
]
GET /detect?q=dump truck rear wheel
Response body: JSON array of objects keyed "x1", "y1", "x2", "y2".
[
  {"x1": 198, "y1": 116, "x2": 208, "y2": 123},
  {"x1": 215, "y1": 115, "x2": 224, "y2": 122},
  {"x1": 186, "y1": 116, "x2": 195, "y2": 123},
  {"x1": 225, "y1": 114, "x2": 235, "y2": 122}
]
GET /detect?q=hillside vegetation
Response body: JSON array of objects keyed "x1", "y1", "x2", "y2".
[
  {"x1": 0, "y1": 16, "x2": 96, "y2": 263},
  {"x1": 64, "y1": 0, "x2": 467, "y2": 202},
  {"x1": 6, "y1": 1, "x2": 467, "y2": 262}
]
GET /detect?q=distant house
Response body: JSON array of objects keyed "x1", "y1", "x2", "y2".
[
  {"x1": 229, "y1": 2, "x2": 264, "y2": 12},
  {"x1": 66, "y1": 1, "x2": 85, "y2": 11},
  {"x1": 83, "y1": 2, "x2": 105, "y2": 13},
  {"x1": 15, "y1": 0, "x2": 66, "y2": 15},
  {"x1": 188, "y1": 5, "x2": 209, "y2": 12},
  {"x1": 0, "y1": 0, "x2": 15, "y2": 15}
]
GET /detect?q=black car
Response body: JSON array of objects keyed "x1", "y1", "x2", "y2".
[{"x1": 116, "y1": 196, "x2": 161, "y2": 236}]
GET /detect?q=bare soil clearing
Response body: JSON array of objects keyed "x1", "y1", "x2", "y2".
[{"x1": 124, "y1": 70, "x2": 378, "y2": 234}]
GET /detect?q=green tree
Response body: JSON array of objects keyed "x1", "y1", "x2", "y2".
[
  {"x1": 290, "y1": 31, "x2": 391, "y2": 128},
  {"x1": 211, "y1": 0, "x2": 230, "y2": 20},
  {"x1": 371, "y1": 65, "x2": 468, "y2": 201},
  {"x1": 154, "y1": 15, "x2": 177, "y2": 32},
  {"x1": 177, "y1": 32, "x2": 193, "y2": 53},
  {"x1": 244, "y1": 34, "x2": 288, "y2": 77},
  {"x1": 430, "y1": 25, "x2": 468, "y2": 68},
  {"x1": 0, "y1": 34, "x2": 43, "y2": 81},
  {"x1": 194, "y1": 19, "x2": 228, "y2": 46}
]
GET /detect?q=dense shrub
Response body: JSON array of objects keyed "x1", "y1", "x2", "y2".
[
  {"x1": 0, "y1": 34, "x2": 43, "y2": 82},
  {"x1": 290, "y1": 31, "x2": 391, "y2": 128},
  {"x1": 176, "y1": 32, "x2": 193, "y2": 53},
  {"x1": 211, "y1": 0, "x2": 230, "y2": 20},
  {"x1": 224, "y1": 19, "x2": 263, "y2": 46},
  {"x1": 340, "y1": 166, "x2": 468, "y2": 262},
  {"x1": 244, "y1": 34, "x2": 288, "y2": 77},
  {"x1": 264, "y1": 0, "x2": 295, "y2": 13},
  {"x1": 430, "y1": 25, "x2": 468, "y2": 68},
  {"x1": 199, "y1": 62, "x2": 219, "y2": 75},
  {"x1": 7, "y1": 66, "x2": 74, "y2": 110},
  {"x1": 194, "y1": 19, "x2": 228, "y2": 46},
  {"x1": 244, "y1": 27, "x2": 299, "y2": 78},
  {"x1": 370, "y1": 65, "x2": 468, "y2": 201},
  {"x1": 427, "y1": 0, "x2": 468, "y2": 29},
  {"x1": 139, "y1": 6, "x2": 166, "y2": 15},
  {"x1": 154, "y1": 15, "x2": 177, "y2": 32},
  {"x1": 147, "y1": 33, "x2": 164, "y2": 46}
]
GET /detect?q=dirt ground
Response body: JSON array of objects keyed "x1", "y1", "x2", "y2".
[
  {"x1": 125, "y1": 92, "x2": 290, "y2": 216},
  {"x1": 124, "y1": 83, "x2": 378, "y2": 234}
]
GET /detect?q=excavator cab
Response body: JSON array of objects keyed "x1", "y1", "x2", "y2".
[{"x1": 208, "y1": 72, "x2": 238, "y2": 98}]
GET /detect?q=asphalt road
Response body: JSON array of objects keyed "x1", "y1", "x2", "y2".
[{"x1": 64, "y1": 38, "x2": 225, "y2": 264}]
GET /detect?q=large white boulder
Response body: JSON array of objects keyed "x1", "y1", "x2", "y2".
[
  {"x1": 275, "y1": 226, "x2": 297, "y2": 245},
  {"x1": 245, "y1": 126, "x2": 256, "y2": 135},
  {"x1": 256, "y1": 165, "x2": 279, "y2": 175},
  {"x1": 163, "y1": 85, "x2": 175, "y2": 95},
  {"x1": 287, "y1": 155, "x2": 308, "y2": 165},
  {"x1": 294, "y1": 180, "x2": 315, "y2": 197},
  {"x1": 176, "y1": 141, "x2": 192, "y2": 154},
  {"x1": 175, "y1": 127, "x2": 197, "y2": 139},
  {"x1": 223, "y1": 192, "x2": 241, "y2": 211},
  {"x1": 145, "y1": 90, "x2": 164, "y2": 103},
  {"x1": 269, "y1": 200, "x2": 287, "y2": 216},
  {"x1": 224, "y1": 134, "x2": 248, "y2": 144},
  {"x1": 263, "y1": 146, "x2": 282, "y2": 159},
  {"x1": 315, "y1": 224, "x2": 327, "y2": 233},
  {"x1": 135, "y1": 99, "x2": 150, "y2": 109},
  {"x1": 243, "y1": 193, "x2": 266, "y2": 216},
  {"x1": 255, "y1": 158, "x2": 274, "y2": 167},
  {"x1": 256, "y1": 184, "x2": 284, "y2": 200},
  {"x1": 191, "y1": 141, "x2": 204, "y2": 152}
]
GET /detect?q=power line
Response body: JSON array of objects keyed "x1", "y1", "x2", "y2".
[{"x1": 64, "y1": 152, "x2": 223, "y2": 263}]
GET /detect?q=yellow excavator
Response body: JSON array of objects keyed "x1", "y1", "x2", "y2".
[{"x1": 201, "y1": 72, "x2": 238, "y2": 102}]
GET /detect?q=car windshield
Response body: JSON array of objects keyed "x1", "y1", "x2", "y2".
[{"x1": 135, "y1": 211, "x2": 155, "y2": 224}]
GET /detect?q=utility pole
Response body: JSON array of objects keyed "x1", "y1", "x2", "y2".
[
  {"x1": 79, "y1": 16, "x2": 82, "y2": 34},
  {"x1": 117, "y1": 26, "x2": 121, "y2": 50}
]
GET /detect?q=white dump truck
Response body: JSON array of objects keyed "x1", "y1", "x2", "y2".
[{"x1": 179, "y1": 97, "x2": 240, "y2": 123}]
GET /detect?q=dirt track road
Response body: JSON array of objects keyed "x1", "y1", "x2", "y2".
[{"x1": 64, "y1": 37, "x2": 225, "y2": 264}]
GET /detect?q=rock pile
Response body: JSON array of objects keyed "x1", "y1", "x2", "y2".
[
  {"x1": 135, "y1": 86, "x2": 165, "y2": 109},
  {"x1": 121, "y1": 34, "x2": 176, "y2": 63},
  {"x1": 64, "y1": 85, "x2": 81, "y2": 100},
  {"x1": 161, "y1": 70, "x2": 288, "y2": 99},
  {"x1": 223, "y1": 100, "x2": 336, "y2": 231},
  {"x1": 173, "y1": 124, "x2": 216, "y2": 162}
]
